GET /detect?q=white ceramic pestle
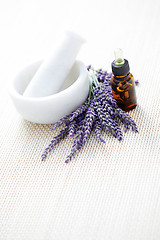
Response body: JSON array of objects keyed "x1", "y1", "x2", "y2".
[{"x1": 23, "y1": 31, "x2": 86, "y2": 97}]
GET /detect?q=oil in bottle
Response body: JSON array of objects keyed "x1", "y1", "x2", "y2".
[{"x1": 111, "y1": 48, "x2": 137, "y2": 111}]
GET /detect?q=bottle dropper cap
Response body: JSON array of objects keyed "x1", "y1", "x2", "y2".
[
  {"x1": 111, "y1": 48, "x2": 130, "y2": 76},
  {"x1": 114, "y1": 48, "x2": 125, "y2": 66}
]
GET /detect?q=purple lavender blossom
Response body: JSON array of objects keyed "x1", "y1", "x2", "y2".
[
  {"x1": 87, "y1": 65, "x2": 92, "y2": 71},
  {"x1": 82, "y1": 106, "x2": 95, "y2": 145},
  {"x1": 41, "y1": 126, "x2": 69, "y2": 161},
  {"x1": 68, "y1": 120, "x2": 77, "y2": 137},
  {"x1": 69, "y1": 100, "x2": 89, "y2": 122},
  {"x1": 65, "y1": 121, "x2": 84, "y2": 163},
  {"x1": 50, "y1": 113, "x2": 72, "y2": 131},
  {"x1": 42, "y1": 65, "x2": 138, "y2": 163},
  {"x1": 114, "y1": 107, "x2": 138, "y2": 133},
  {"x1": 135, "y1": 80, "x2": 139, "y2": 85},
  {"x1": 93, "y1": 119, "x2": 105, "y2": 143}
]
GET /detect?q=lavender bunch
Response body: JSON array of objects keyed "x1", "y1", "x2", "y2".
[{"x1": 41, "y1": 66, "x2": 138, "y2": 163}]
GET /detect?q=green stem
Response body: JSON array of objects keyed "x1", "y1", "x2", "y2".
[{"x1": 88, "y1": 77, "x2": 93, "y2": 104}]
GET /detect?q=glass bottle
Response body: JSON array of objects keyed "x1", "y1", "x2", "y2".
[{"x1": 111, "y1": 49, "x2": 137, "y2": 111}]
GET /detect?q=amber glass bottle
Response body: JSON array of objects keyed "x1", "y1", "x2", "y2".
[{"x1": 111, "y1": 49, "x2": 137, "y2": 111}]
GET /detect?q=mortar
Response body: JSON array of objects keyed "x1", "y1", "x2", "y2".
[{"x1": 9, "y1": 60, "x2": 89, "y2": 124}]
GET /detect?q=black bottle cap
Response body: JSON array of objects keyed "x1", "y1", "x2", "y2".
[{"x1": 112, "y1": 59, "x2": 130, "y2": 76}]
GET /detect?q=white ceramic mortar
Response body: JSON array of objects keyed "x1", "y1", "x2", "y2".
[{"x1": 9, "y1": 60, "x2": 89, "y2": 124}]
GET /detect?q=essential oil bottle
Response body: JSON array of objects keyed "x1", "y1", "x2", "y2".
[{"x1": 111, "y1": 49, "x2": 137, "y2": 111}]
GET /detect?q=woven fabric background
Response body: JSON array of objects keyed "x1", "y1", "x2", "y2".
[{"x1": 0, "y1": 0, "x2": 160, "y2": 239}]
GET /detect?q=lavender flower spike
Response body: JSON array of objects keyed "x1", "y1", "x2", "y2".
[
  {"x1": 41, "y1": 126, "x2": 69, "y2": 161},
  {"x1": 68, "y1": 120, "x2": 77, "y2": 137},
  {"x1": 50, "y1": 113, "x2": 72, "y2": 131},
  {"x1": 82, "y1": 106, "x2": 95, "y2": 145},
  {"x1": 93, "y1": 119, "x2": 105, "y2": 143},
  {"x1": 69, "y1": 100, "x2": 89, "y2": 122},
  {"x1": 65, "y1": 123, "x2": 84, "y2": 163}
]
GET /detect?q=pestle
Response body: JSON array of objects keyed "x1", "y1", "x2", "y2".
[{"x1": 23, "y1": 31, "x2": 86, "y2": 98}]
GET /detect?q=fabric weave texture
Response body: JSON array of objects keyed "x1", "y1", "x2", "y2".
[{"x1": 0, "y1": 0, "x2": 160, "y2": 239}]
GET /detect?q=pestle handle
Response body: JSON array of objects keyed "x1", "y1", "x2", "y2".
[{"x1": 23, "y1": 31, "x2": 86, "y2": 98}]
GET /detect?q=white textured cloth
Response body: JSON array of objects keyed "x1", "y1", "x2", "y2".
[{"x1": 0, "y1": 0, "x2": 160, "y2": 239}]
